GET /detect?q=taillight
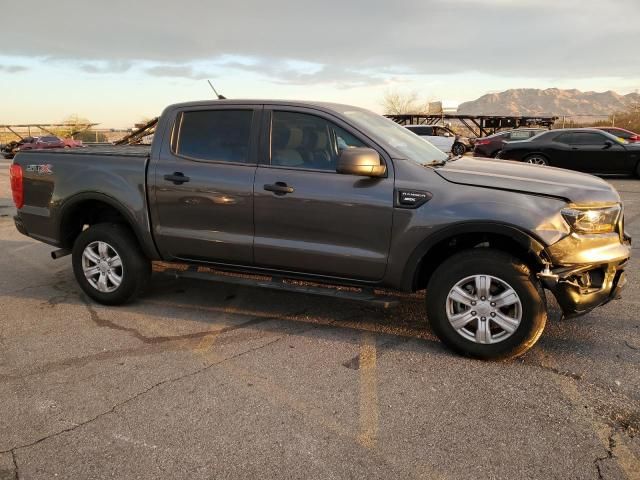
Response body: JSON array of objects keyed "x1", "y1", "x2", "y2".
[
  {"x1": 475, "y1": 139, "x2": 491, "y2": 146},
  {"x1": 9, "y1": 164, "x2": 24, "y2": 209}
]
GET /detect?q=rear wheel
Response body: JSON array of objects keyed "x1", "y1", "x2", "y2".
[
  {"x1": 72, "y1": 223, "x2": 151, "y2": 305},
  {"x1": 524, "y1": 154, "x2": 548, "y2": 165},
  {"x1": 426, "y1": 249, "x2": 547, "y2": 360}
]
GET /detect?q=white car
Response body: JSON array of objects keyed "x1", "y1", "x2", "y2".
[{"x1": 404, "y1": 125, "x2": 470, "y2": 156}]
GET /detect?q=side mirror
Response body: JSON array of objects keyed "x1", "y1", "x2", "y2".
[
  {"x1": 603, "y1": 140, "x2": 613, "y2": 148},
  {"x1": 337, "y1": 148, "x2": 386, "y2": 177},
  {"x1": 443, "y1": 132, "x2": 452, "y2": 137}
]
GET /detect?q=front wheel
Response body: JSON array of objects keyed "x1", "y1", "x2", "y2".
[
  {"x1": 451, "y1": 143, "x2": 466, "y2": 156},
  {"x1": 72, "y1": 223, "x2": 151, "y2": 305},
  {"x1": 426, "y1": 249, "x2": 547, "y2": 360},
  {"x1": 524, "y1": 154, "x2": 548, "y2": 166}
]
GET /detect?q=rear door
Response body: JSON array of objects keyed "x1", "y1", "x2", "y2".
[
  {"x1": 151, "y1": 105, "x2": 261, "y2": 264},
  {"x1": 253, "y1": 107, "x2": 394, "y2": 281}
]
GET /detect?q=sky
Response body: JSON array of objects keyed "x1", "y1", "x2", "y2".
[{"x1": 1, "y1": 0, "x2": 639, "y2": 128}]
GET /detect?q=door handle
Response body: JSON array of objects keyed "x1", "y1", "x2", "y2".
[
  {"x1": 164, "y1": 172, "x2": 190, "y2": 184},
  {"x1": 264, "y1": 182, "x2": 294, "y2": 195}
]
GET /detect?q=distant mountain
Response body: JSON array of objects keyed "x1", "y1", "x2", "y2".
[{"x1": 457, "y1": 88, "x2": 640, "y2": 116}]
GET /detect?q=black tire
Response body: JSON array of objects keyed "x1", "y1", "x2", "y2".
[
  {"x1": 493, "y1": 149, "x2": 502, "y2": 158},
  {"x1": 452, "y1": 143, "x2": 466, "y2": 156},
  {"x1": 426, "y1": 249, "x2": 547, "y2": 360},
  {"x1": 72, "y1": 223, "x2": 151, "y2": 305},
  {"x1": 524, "y1": 154, "x2": 548, "y2": 166}
]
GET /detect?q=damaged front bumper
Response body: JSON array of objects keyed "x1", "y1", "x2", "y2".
[{"x1": 538, "y1": 231, "x2": 631, "y2": 318}]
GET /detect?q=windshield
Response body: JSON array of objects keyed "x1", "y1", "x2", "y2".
[
  {"x1": 340, "y1": 109, "x2": 449, "y2": 165},
  {"x1": 600, "y1": 130, "x2": 629, "y2": 144}
]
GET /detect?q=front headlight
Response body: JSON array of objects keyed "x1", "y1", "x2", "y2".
[{"x1": 561, "y1": 205, "x2": 621, "y2": 234}]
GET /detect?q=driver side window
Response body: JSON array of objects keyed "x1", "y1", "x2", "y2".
[{"x1": 270, "y1": 111, "x2": 365, "y2": 171}]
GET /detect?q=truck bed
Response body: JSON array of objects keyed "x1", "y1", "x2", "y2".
[
  {"x1": 20, "y1": 145, "x2": 151, "y2": 157},
  {"x1": 13, "y1": 145, "x2": 153, "y2": 252}
]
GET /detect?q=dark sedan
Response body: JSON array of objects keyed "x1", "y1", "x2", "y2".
[
  {"x1": 496, "y1": 128, "x2": 640, "y2": 177},
  {"x1": 473, "y1": 128, "x2": 546, "y2": 158}
]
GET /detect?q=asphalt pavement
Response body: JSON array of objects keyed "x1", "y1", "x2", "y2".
[{"x1": 0, "y1": 158, "x2": 638, "y2": 479}]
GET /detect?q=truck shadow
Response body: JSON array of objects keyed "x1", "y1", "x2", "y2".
[{"x1": 3, "y1": 265, "x2": 633, "y2": 370}]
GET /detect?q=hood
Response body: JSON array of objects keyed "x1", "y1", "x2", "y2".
[{"x1": 434, "y1": 157, "x2": 620, "y2": 205}]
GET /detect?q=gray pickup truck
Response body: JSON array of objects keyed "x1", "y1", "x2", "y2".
[{"x1": 10, "y1": 100, "x2": 631, "y2": 359}]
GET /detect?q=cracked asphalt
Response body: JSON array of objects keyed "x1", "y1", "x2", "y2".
[{"x1": 0, "y1": 158, "x2": 639, "y2": 479}]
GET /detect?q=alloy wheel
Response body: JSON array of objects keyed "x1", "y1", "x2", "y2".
[
  {"x1": 445, "y1": 274, "x2": 522, "y2": 344},
  {"x1": 452, "y1": 144, "x2": 466, "y2": 156},
  {"x1": 81, "y1": 241, "x2": 123, "y2": 293},
  {"x1": 526, "y1": 156, "x2": 547, "y2": 165}
]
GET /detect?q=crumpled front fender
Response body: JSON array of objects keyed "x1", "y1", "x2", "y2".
[{"x1": 538, "y1": 232, "x2": 631, "y2": 317}]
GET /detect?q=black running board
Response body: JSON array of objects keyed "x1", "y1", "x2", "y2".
[{"x1": 158, "y1": 264, "x2": 399, "y2": 308}]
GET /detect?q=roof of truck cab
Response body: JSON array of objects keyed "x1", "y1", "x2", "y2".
[{"x1": 166, "y1": 99, "x2": 365, "y2": 113}]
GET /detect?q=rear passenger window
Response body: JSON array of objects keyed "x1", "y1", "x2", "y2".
[
  {"x1": 270, "y1": 111, "x2": 366, "y2": 171},
  {"x1": 509, "y1": 131, "x2": 532, "y2": 140},
  {"x1": 175, "y1": 110, "x2": 253, "y2": 163}
]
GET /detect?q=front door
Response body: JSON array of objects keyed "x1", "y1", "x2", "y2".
[
  {"x1": 431, "y1": 126, "x2": 456, "y2": 153},
  {"x1": 567, "y1": 131, "x2": 628, "y2": 173},
  {"x1": 253, "y1": 108, "x2": 394, "y2": 281},
  {"x1": 151, "y1": 105, "x2": 261, "y2": 264}
]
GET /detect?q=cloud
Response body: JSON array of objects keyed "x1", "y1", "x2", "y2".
[
  {"x1": 145, "y1": 64, "x2": 212, "y2": 80},
  {"x1": 0, "y1": 0, "x2": 638, "y2": 81},
  {"x1": 78, "y1": 60, "x2": 132, "y2": 74},
  {"x1": 0, "y1": 65, "x2": 28, "y2": 73},
  {"x1": 220, "y1": 59, "x2": 392, "y2": 88}
]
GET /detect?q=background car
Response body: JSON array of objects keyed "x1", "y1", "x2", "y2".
[
  {"x1": 496, "y1": 128, "x2": 640, "y2": 176},
  {"x1": 405, "y1": 124, "x2": 472, "y2": 156},
  {"x1": 2, "y1": 135, "x2": 79, "y2": 159},
  {"x1": 596, "y1": 126, "x2": 640, "y2": 143},
  {"x1": 17, "y1": 135, "x2": 66, "y2": 151},
  {"x1": 62, "y1": 138, "x2": 84, "y2": 148},
  {"x1": 473, "y1": 128, "x2": 546, "y2": 158}
]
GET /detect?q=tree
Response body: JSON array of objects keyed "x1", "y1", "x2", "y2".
[
  {"x1": 51, "y1": 114, "x2": 92, "y2": 138},
  {"x1": 613, "y1": 101, "x2": 640, "y2": 133},
  {"x1": 54, "y1": 114, "x2": 106, "y2": 142},
  {"x1": 381, "y1": 89, "x2": 427, "y2": 115},
  {"x1": 75, "y1": 129, "x2": 107, "y2": 143}
]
